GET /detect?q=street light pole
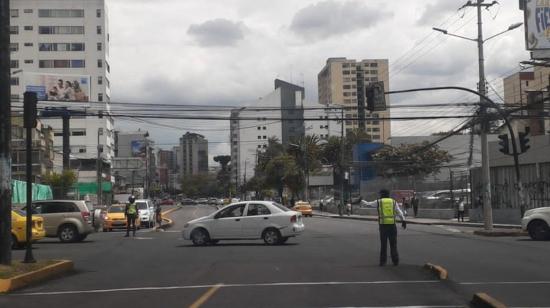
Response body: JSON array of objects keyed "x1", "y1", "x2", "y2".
[
  {"x1": 96, "y1": 128, "x2": 103, "y2": 206},
  {"x1": 474, "y1": 1, "x2": 494, "y2": 230},
  {"x1": 433, "y1": 0, "x2": 522, "y2": 230}
]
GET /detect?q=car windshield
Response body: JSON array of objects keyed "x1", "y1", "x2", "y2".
[
  {"x1": 271, "y1": 202, "x2": 290, "y2": 212},
  {"x1": 108, "y1": 206, "x2": 124, "y2": 213},
  {"x1": 136, "y1": 202, "x2": 148, "y2": 210}
]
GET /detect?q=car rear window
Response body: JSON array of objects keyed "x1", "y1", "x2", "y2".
[
  {"x1": 136, "y1": 202, "x2": 148, "y2": 210},
  {"x1": 271, "y1": 202, "x2": 290, "y2": 212},
  {"x1": 108, "y1": 206, "x2": 125, "y2": 213}
]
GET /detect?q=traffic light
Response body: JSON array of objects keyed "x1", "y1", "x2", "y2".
[
  {"x1": 23, "y1": 91, "x2": 38, "y2": 128},
  {"x1": 366, "y1": 81, "x2": 386, "y2": 111},
  {"x1": 519, "y1": 127, "x2": 530, "y2": 153},
  {"x1": 498, "y1": 134, "x2": 509, "y2": 155}
]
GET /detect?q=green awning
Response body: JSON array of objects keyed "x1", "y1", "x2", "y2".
[
  {"x1": 11, "y1": 180, "x2": 53, "y2": 204},
  {"x1": 74, "y1": 182, "x2": 113, "y2": 194}
]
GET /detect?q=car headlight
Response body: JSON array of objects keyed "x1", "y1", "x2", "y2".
[{"x1": 523, "y1": 209, "x2": 534, "y2": 217}]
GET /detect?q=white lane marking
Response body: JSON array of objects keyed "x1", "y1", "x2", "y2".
[
  {"x1": 434, "y1": 225, "x2": 461, "y2": 233},
  {"x1": 459, "y1": 281, "x2": 550, "y2": 285},
  {"x1": 133, "y1": 237, "x2": 153, "y2": 240},
  {"x1": 15, "y1": 280, "x2": 440, "y2": 296}
]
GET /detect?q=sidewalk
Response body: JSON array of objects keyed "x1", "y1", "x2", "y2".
[{"x1": 313, "y1": 210, "x2": 522, "y2": 230}]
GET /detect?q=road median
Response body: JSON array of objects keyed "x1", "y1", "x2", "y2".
[
  {"x1": 423, "y1": 263, "x2": 448, "y2": 280},
  {"x1": 0, "y1": 260, "x2": 74, "y2": 293},
  {"x1": 471, "y1": 292, "x2": 507, "y2": 308}
]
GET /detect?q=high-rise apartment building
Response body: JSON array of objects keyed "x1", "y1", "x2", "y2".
[
  {"x1": 9, "y1": 0, "x2": 114, "y2": 178},
  {"x1": 318, "y1": 57, "x2": 391, "y2": 143},
  {"x1": 179, "y1": 132, "x2": 208, "y2": 178}
]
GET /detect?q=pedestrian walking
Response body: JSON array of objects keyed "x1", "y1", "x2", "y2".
[
  {"x1": 411, "y1": 193, "x2": 419, "y2": 217},
  {"x1": 360, "y1": 189, "x2": 407, "y2": 266},
  {"x1": 319, "y1": 200, "x2": 324, "y2": 212},
  {"x1": 457, "y1": 197, "x2": 465, "y2": 222},
  {"x1": 124, "y1": 195, "x2": 138, "y2": 237},
  {"x1": 155, "y1": 203, "x2": 162, "y2": 228},
  {"x1": 346, "y1": 202, "x2": 352, "y2": 216}
]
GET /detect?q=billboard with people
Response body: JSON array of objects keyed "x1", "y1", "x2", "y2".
[{"x1": 24, "y1": 73, "x2": 90, "y2": 102}]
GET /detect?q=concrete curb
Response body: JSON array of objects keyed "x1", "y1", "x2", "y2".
[
  {"x1": 314, "y1": 212, "x2": 521, "y2": 230},
  {"x1": 157, "y1": 206, "x2": 181, "y2": 230},
  {"x1": 423, "y1": 263, "x2": 448, "y2": 280},
  {"x1": 470, "y1": 292, "x2": 507, "y2": 308},
  {"x1": 473, "y1": 229, "x2": 527, "y2": 237},
  {"x1": 0, "y1": 260, "x2": 74, "y2": 293}
]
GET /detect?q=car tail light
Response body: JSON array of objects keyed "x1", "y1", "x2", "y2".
[
  {"x1": 290, "y1": 215, "x2": 297, "y2": 223},
  {"x1": 81, "y1": 211, "x2": 91, "y2": 222}
]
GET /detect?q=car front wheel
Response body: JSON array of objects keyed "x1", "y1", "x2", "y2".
[
  {"x1": 528, "y1": 220, "x2": 550, "y2": 241},
  {"x1": 58, "y1": 224, "x2": 79, "y2": 243},
  {"x1": 191, "y1": 228, "x2": 210, "y2": 246},
  {"x1": 262, "y1": 228, "x2": 281, "y2": 245}
]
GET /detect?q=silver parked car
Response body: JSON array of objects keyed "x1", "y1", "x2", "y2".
[{"x1": 29, "y1": 200, "x2": 95, "y2": 242}]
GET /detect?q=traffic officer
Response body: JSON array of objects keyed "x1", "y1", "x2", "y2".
[
  {"x1": 360, "y1": 189, "x2": 407, "y2": 266},
  {"x1": 124, "y1": 195, "x2": 138, "y2": 237}
]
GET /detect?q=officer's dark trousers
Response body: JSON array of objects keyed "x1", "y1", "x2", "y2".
[
  {"x1": 379, "y1": 224, "x2": 398, "y2": 264},
  {"x1": 126, "y1": 214, "x2": 137, "y2": 236}
]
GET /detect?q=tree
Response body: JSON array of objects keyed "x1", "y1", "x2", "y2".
[
  {"x1": 371, "y1": 142, "x2": 452, "y2": 178},
  {"x1": 42, "y1": 170, "x2": 77, "y2": 198},
  {"x1": 181, "y1": 174, "x2": 220, "y2": 198},
  {"x1": 213, "y1": 155, "x2": 231, "y2": 196},
  {"x1": 287, "y1": 135, "x2": 321, "y2": 198},
  {"x1": 263, "y1": 154, "x2": 302, "y2": 199}
]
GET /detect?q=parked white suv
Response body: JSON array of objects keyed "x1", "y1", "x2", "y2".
[
  {"x1": 522, "y1": 207, "x2": 550, "y2": 240},
  {"x1": 136, "y1": 199, "x2": 155, "y2": 228}
]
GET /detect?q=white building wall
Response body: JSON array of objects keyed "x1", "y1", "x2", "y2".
[
  {"x1": 10, "y1": 0, "x2": 114, "y2": 164},
  {"x1": 303, "y1": 102, "x2": 343, "y2": 141}
]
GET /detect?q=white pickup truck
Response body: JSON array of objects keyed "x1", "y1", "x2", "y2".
[{"x1": 522, "y1": 207, "x2": 550, "y2": 240}]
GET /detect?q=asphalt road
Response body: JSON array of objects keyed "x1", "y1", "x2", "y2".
[{"x1": 2, "y1": 204, "x2": 550, "y2": 307}]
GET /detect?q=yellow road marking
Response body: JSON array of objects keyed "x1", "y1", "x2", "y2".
[{"x1": 188, "y1": 284, "x2": 222, "y2": 308}]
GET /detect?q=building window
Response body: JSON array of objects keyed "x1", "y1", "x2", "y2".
[
  {"x1": 10, "y1": 60, "x2": 19, "y2": 69},
  {"x1": 343, "y1": 85, "x2": 351, "y2": 89},
  {"x1": 39, "y1": 43, "x2": 85, "y2": 52},
  {"x1": 10, "y1": 77, "x2": 19, "y2": 86},
  {"x1": 97, "y1": 26, "x2": 102, "y2": 34},
  {"x1": 257, "y1": 145, "x2": 262, "y2": 149},
  {"x1": 98, "y1": 76, "x2": 103, "y2": 85},
  {"x1": 10, "y1": 9, "x2": 19, "y2": 17},
  {"x1": 97, "y1": 42, "x2": 102, "y2": 51},
  {"x1": 9, "y1": 43, "x2": 18, "y2": 52},
  {"x1": 24, "y1": 42, "x2": 33, "y2": 47},
  {"x1": 263, "y1": 136, "x2": 267, "y2": 139},
  {"x1": 98, "y1": 93, "x2": 103, "y2": 101},
  {"x1": 10, "y1": 26, "x2": 18, "y2": 34},
  {"x1": 370, "y1": 70, "x2": 378, "y2": 74},
  {"x1": 24, "y1": 9, "x2": 33, "y2": 14},
  {"x1": 343, "y1": 70, "x2": 350, "y2": 75},
  {"x1": 257, "y1": 127, "x2": 261, "y2": 130},
  {"x1": 24, "y1": 59, "x2": 33, "y2": 64},
  {"x1": 263, "y1": 126, "x2": 266, "y2": 130},
  {"x1": 78, "y1": 148, "x2": 86, "y2": 153},
  {"x1": 38, "y1": 59, "x2": 85, "y2": 68},
  {"x1": 97, "y1": 59, "x2": 103, "y2": 68},
  {"x1": 71, "y1": 130, "x2": 86, "y2": 136},
  {"x1": 38, "y1": 9, "x2": 84, "y2": 18},
  {"x1": 71, "y1": 59, "x2": 85, "y2": 68},
  {"x1": 257, "y1": 136, "x2": 261, "y2": 140},
  {"x1": 39, "y1": 26, "x2": 84, "y2": 34},
  {"x1": 24, "y1": 26, "x2": 33, "y2": 31},
  {"x1": 96, "y1": 9, "x2": 102, "y2": 18}
]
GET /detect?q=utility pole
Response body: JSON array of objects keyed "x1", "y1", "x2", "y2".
[
  {"x1": 96, "y1": 128, "x2": 103, "y2": 206},
  {"x1": 339, "y1": 107, "x2": 345, "y2": 216},
  {"x1": 463, "y1": 0, "x2": 496, "y2": 230},
  {"x1": 23, "y1": 92, "x2": 37, "y2": 264},
  {"x1": 0, "y1": 0, "x2": 13, "y2": 266}
]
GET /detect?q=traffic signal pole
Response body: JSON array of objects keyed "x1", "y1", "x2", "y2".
[
  {"x1": 23, "y1": 92, "x2": 37, "y2": 264},
  {"x1": 0, "y1": 0, "x2": 12, "y2": 265}
]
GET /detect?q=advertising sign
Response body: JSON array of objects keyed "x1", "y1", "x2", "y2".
[
  {"x1": 131, "y1": 140, "x2": 147, "y2": 157},
  {"x1": 24, "y1": 73, "x2": 90, "y2": 101},
  {"x1": 524, "y1": 0, "x2": 550, "y2": 50}
]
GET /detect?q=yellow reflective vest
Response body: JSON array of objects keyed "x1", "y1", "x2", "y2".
[
  {"x1": 127, "y1": 202, "x2": 137, "y2": 215},
  {"x1": 378, "y1": 198, "x2": 396, "y2": 225}
]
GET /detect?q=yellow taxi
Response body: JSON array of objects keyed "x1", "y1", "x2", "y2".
[
  {"x1": 293, "y1": 201, "x2": 313, "y2": 217},
  {"x1": 103, "y1": 204, "x2": 141, "y2": 232},
  {"x1": 11, "y1": 209, "x2": 46, "y2": 249}
]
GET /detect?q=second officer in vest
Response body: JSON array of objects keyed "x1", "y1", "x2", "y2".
[
  {"x1": 360, "y1": 189, "x2": 407, "y2": 266},
  {"x1": 125, "y1": 195, "x2": 138, "y2": 237}
]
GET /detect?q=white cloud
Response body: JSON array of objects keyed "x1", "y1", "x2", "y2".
[
  {"x1": 188, "y1": 18, "x2": 247, "y2": 47},
  {"x1": 289, "y1": 0, "x2": 391, "y2": 41}
]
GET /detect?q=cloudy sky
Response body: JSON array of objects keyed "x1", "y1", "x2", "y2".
[{"x1": 107, "y1": 0, "x2": 529, "y2": 158}]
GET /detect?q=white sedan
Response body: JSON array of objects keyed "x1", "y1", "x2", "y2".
[{"x1": 182, "y1": 201, "x2": 305, "y2": 245}]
